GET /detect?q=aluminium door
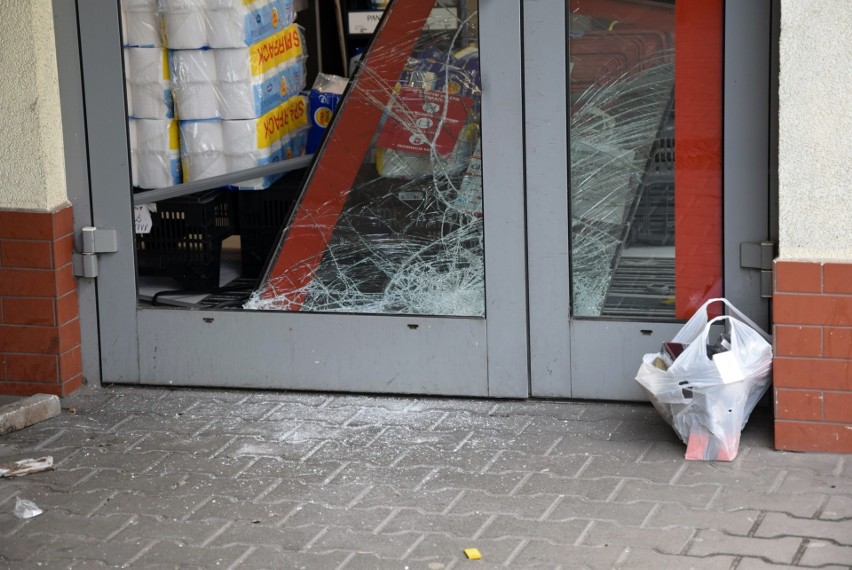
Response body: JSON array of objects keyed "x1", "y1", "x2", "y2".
[
  {"x1": 525, "y1": 0, "x2": 773, "y2": 399},
  {"x1": 78, "y1": 0, "x2": 529, "y2": 397}
]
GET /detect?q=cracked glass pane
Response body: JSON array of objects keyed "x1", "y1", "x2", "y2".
[
  {"x1": 248, "y1": 1, "x2": 483, "y2": 316},
  {"x1": 568, "y1": 2, "x2": 676, "y2": 318}
]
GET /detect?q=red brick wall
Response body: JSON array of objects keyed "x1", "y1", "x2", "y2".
[
  {"x1": 0, "y1": 205, "x2": 83, "y2": 396},
  {"x1": 774, "y1": 260, "x2": 852, "y2": 453}
]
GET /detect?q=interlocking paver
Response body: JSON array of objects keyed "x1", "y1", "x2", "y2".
[
  {"x1": 238, "y1": 545, "x2": 351, "y2": 569},
  {"x1": 674, "y1": 463, "x2": 787, "y2": 487},
  {"x1": 643, "y1": 503, "x2": 761, "y2": 536},
  {"x1": 170, "y1": 474, "x2": 283, "y2": 501},
  {"x1": 736, "y1": 557, "x2": 849, "y2": 570},
  {"x1": 420, "y1": 468, "x2": 528, "y2": 495},
  {"x1": 432, "y1": 410, "x2": 534, "y2": 434},
  {"x1": 576, "y1": 402, "x2": 662, "y2": 423},
  {"x1": 264, "y1": 404, "x2": 359, "y2": 425},
  {"x1": 130, "y1": 541, "x2": 247, "y2": 568},
  {"x1": 777, "y1": 470, "x2": 852, "y2": 496},
  {"x1": 616, "y1": 547, "x2": 737, "y2": 569},
  {"x1": 389, "y1": 445, "x2": 500, "y2": 472},
  {"x1": 107, "y1": 515, "x2": 228, "y2": 546},
  {"x1": 257, "y1": 479, "x2": 373, "y2": 508},
  {"x1": 754, "y1": 511, "x2": 852, "y2": 543},
  {"x1": 55, "y1": 447, "x2": 169, "y2": 472},
  {"x1": 509, "y1": 539, "x2": 626, "y2": 569},
  {"x1": 511, "y1": 473, "x2": 621, "y2": 501},
  {"x1": 346, "y1": 407, "x2": 449, "y2": 429},
  {"x1": 484, "y1": 450, "x2": 591, "y2": 477},
  {"x1": 240, "y1": 457, "x2": 349, "y2": 482},
  {"x1": 577, "y1": 454, "x2": 689, "y2": 483},
  {"x1": 207, "y1": 520, "x2": 324, "y2": 550},
  {"x1": 328, "y1": 463, "x2": 436, "y2": 490},
  {"x1": 404, "y1": 533, "x2": 524, "y2": 566},
  {"x1": 547, "y1": 498, "x2": 657, "y2": 526},
  {"x1": 1, "y1": 385, "x2": 849, "y2": 568},
  {"x1": 821, "y1": 494, "x2": 852, "y2": 520},
  {"x1": 493, "y1": 400, "x2": 587, "y2": 421},
  {"x1": 687, "y1": 529, "x2": 802, "y2": 564},
  {"x1": 284, "y1": 503, "x2": 394, "y2": 532},
  {"x1": 0, "y1": 532, "x2": 55, "y2": 562},
  {"x1": 638, "y1": 439, "x2": 694, "y2": 462},
  {"x1": 92, "y1": 491, "x2": 208, "y2": 519},
  {"x1": 353, "y1": 486, "x2": 463, "y2": 513},
  {"x1": 71, "y1": 470, "x2": 186, "y2": 494},
  {"x1": 580, "y1": 521, "x2": 694, "y2": 554},
  {"x1": 737, "y1": 445, "x2": 844, "y2": 474},
  {"x1": 186, "y1": 495, "x2": 300, "y2": 524},
  {"x1": 457, "y1": 431, "x2": 564, "y2": 455},
  {"x1": 798, "y1": 540, "x2": 852, "y2": 568},
  {"x1": 475, "y1": 514, "x2": 589, "y2": 544},
  {"x1": 151, "y1": 452, "x2": 257, "y2": 478},
  {"x1": 448, "y1": 490, "x2": 563, "y2": 519},
  {"x1": 377, "y1": 508, "x2": 489, "y2": 537},
  {"x1": 709, "y1": 485, "x2": 827, "y2": 518},
  {"x1": 340, "y1": 553, "x2": 423, "y2": 569},
  {"x1": 613, "y1": 479, "x2": 722, "y2": 509},
  {"x1": 25, "y1": 537, "x2": 154, "y2": 567},
  {"x1": 608, "y1": 420, "x2": 680, "y2": 443},
  {"x1": 3, "y1": 486, "x2": 115, "y2": 518},
  {"x1": 306, "y1": 527, "x2": 420, "y2": 559}
]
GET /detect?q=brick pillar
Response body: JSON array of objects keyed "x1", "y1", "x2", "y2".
[
  {"x1": 773, "y1": 260, "x2": 852, "y2": 453},
  {"x1": 0, "y1": 205, "x2": 83, "y2": 396}
]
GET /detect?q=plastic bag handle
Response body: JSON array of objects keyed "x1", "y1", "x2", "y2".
[{"x1": 672, "y1": 298, "x2": 771, "y2": 345}]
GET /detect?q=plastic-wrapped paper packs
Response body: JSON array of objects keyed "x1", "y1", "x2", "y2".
[
  {"x1": 129, "y1": 118, "x2": 182, "y2": 189},
  {"x1": 124, "y1": 47, "x2": 173, "y2": 119},
  {"x1": 180, "y1": 95, "x2": 309, "y2": 189},
  {"x1": 170, "y1": 24, "x2": 305, "y2": 120},
  {"x1": 160, "y1": 0, "x2": 296, "y2": 49},
  {"x1": 207, "y1": 0, "x2": 296, "y2": 48},
  {"x1": 121, "y1": 0, "x2": 162, "y2": 47},
  {"x1": 217, "y1": 53, "x2": 306, "y2": 119},
  {"x1": 170, "y1": 48, "x2": 219, "y2": 119}
]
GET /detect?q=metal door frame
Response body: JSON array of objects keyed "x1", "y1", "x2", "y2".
[
  {"x1": 73, "y1": 0, "x2": 529, "y2": 397},
  {"x1": 525, "y1": 1, "x2": 773, "y2": 399}
]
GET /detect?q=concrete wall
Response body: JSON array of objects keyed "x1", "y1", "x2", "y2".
[
  {"x1": 0, "y1": 0, "x2": 68, "y2": 212},
  {"x1": 778, "y1": 0, "x2": 852, "y2": 260}
]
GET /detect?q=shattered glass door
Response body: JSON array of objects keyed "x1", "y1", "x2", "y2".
[
  {"x1": 569, "y1": 1, "x2": 678, "y2": 318},
  {"x1": 250, "y1": 1, "x2": 484, "y2": 316}
]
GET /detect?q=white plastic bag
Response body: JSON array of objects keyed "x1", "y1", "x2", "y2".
[{"x1": 635, "y1": 298, "x2": 773, "y2": 461}]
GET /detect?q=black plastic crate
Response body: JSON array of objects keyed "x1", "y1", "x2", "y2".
[
  {"x1": 237, "y1": 170, "x2": 306, "y2": 277},
  {"x1": 136, "y1": 189, "x2": 235, "y2": 290}
]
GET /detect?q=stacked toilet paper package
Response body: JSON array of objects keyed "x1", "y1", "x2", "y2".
[{"x1": 121, "y1": 0, "x2": 309, "y2": 190}]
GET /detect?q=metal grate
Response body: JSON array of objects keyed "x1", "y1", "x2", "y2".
[{"x1": 602, "y1": 256, "x2": 675, "y2": 319}]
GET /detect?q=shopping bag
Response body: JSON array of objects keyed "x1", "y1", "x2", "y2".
[{"x1": 635, "y1": 298, "x2": 773, "y2": 461}]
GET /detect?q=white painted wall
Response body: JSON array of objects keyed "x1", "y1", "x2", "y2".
[
  {"x1": 0, "y1": 0, "x2": 68, "y2": 212},
  {"x1": 778, "y1": 1, "x2": 852, "y2": 260}
]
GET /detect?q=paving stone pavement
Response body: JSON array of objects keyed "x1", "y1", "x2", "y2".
[{"x1": 0, "y1": 386, "x2": 849, "y2": 569}]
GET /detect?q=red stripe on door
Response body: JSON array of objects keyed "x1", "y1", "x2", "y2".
[{"x1": 674, "y1": 1, "x2": 724, "y2": 319}]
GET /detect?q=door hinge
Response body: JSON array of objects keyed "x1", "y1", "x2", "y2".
[
  {"x1": 72, "y1": 227, "x2": 118, "y2": 279},
  {"x1": 740, "y1": 241, "x2": 775, "y2": 298}
]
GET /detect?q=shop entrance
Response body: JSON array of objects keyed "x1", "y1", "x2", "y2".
[{"x1": 76, "y1": 0, "x2": 771, "y2": 399}]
